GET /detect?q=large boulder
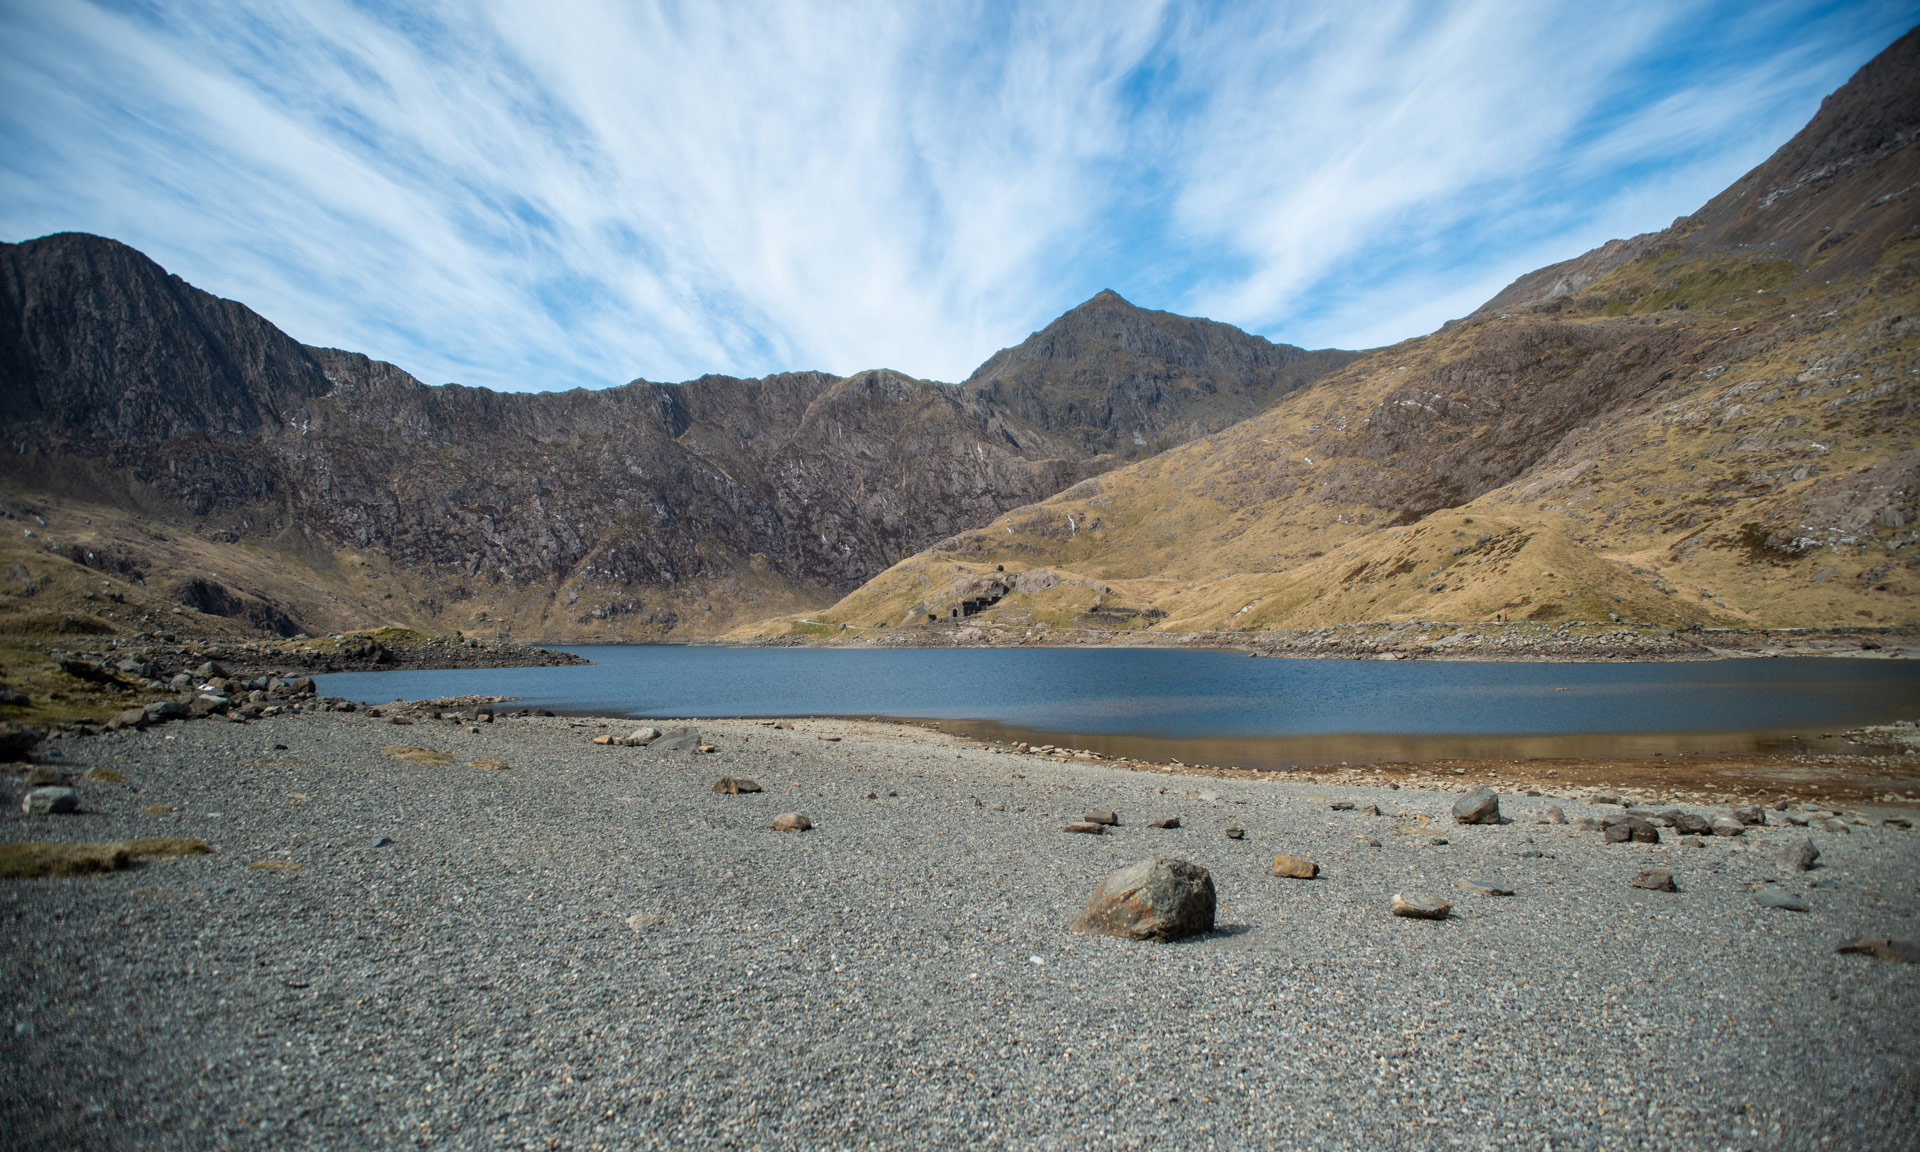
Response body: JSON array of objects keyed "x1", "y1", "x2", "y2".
[
  {"x1": 1452, "y1": 786, "x2": 1500, "y2": 825},
  {"x1": 1072, "y1": 858, "x2": 1216, "y2": 942}
]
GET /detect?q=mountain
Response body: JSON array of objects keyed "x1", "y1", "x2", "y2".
[
  {"x1": 0, "y1": 236, "x2": 1345, "y2": 641},
  {"x1": 757, "y1": 26, "x2": 1920, "y2": 641},
  {"x1": 963, "y1": 290, "x2": 1358, "y2": 458}
]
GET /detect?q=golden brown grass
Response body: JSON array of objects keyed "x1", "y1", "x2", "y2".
[
  {"x1": 380, "y1": 745, "x2": 453, "y2": 766},
  {"x1": 0, "y1": 836, "x2": 211, "y2": 879}
]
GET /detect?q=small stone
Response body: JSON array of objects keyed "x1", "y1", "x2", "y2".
[
  {"x1": 1631, "y1": 869, "x2": 1677, "y2": 892},
  {"x1": 371, "y1": 837, "x2": 393, "y2": 848},
  {"x1": 1884, "y1": 816, "x2": 1912, "y2": 829},
  {"x1": 1538, "y1": 805, "x2": 1566, "y2": 825},
  {"x1": 1071, "y1": 858, "x2": 1216, "y2": 942},
  {"x1": 1451, "y1": 786, "x2": 1500, "y2": 825},
  {"x1": 1754, "y1": 887, "x2": 1809, "y2": 912},
  {"x1": 865, "y1": 791, "x2": 878, "y2": 800},
  {"x1": 1224, "y1": 827, "x2": 1245, "y2": 840},
  {"x1": 711, "y1": 777, "x2": 763, "y2": 794},
  {"x1": 591, "y1": 734, "x2": 614, "y2": 745},
  {"x1": 1083, "y1": 809, "x2": 1118, "y2": 826},
  {"x1": 1778, "y1": 837, "x2": 1820, "y2": 872},
  {"x1": 1591, "y1": 791, "x2": 1622, "y2": 805},
  {"x1": 1358, "y1": 836, "x2": 1382, "y2": 847},
  {"x1": 1064, "y1": 822, "x2": 1106, "y2": 835},
  {"x1": 1811, "y1": 817, "x2": 1850, "y2": 835},
  {"x1": 1359, "y1": 804, "x2": 1381, "y2": 816},
  {"x1": 1573, "y1": 816, "x2": 1603, "y2": 831},
  {"x1": 771, "y1": 812, "x2": 812, "y2": 832},
  {"x1": 1270, "y1": 854, "x2": 1317, "y2": 879},
  {"x1": 1329, "y1": 802, "x2": 1354, "y2": 811},
  {"x1": 1835, "y1": 937, "x2": 1920, "y2": 963},
  {"x1": 696, "y1": 744, "x2": 718, "y2": 754},
  {"x1": 1453, "y1": 877, "x2": 1514, "y2": 896},
  {"x1": 1730, "y1": 805, "x2": 1766, "y2": 826},
  {"x1": 22, "y1": 787, "x2": 78, "y2": 815},
  {"x1": 1146, "y1": 817, "x2": 1181, "y2": 829},
  {"x1": 1681, "y1": 836, "x2": 1705, "y2": 848},
  {"x1": 23, "y1": 766, "x2": 66, "y2": 786},
  {"x1": 1709, "y1": 816, "x2": 1745, "y2": 837},
  {"x1": 1390, "y1": 893, "x2": 1451, "y2": 920},
  {"x1": 1429, "y1": 836, "x2": 1449, "y2": 846},
  {"x1": 627, "y1": 726, "x2": 661, "y2": 745}
]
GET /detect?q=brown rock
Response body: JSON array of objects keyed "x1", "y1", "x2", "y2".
[
  {"x1": 1270, "y1": 854, "x2": 1318, "y2": 879},
  {"x1": 1083, "y1": 809, "x2": 1118, "y2": 826},
  {"x1": 1071, "y1": 857, "x2": 1216, "y2": 942},
  {"x1": 1064, "y1": 822, "x2": 1106, "y2": 835},
  {"x1": 771, "y1": 812, "x2": 812, "y2": 832},
  {"x1": 1224, "y1": 827, "x2": 1245, "y2": 840},
  {"x1": 1632, "y1": 869, "x2": 1677, "y2": 892},
  {"x1": 711, "y1": 777, "x2": 763, "y2": 794}
]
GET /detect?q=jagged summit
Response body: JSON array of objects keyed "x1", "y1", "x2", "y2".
[{"x1": 962, "y1": 289, "x2": 1358, "y2": 458}]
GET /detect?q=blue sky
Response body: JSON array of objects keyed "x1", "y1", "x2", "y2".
[{"x1": 2, "y1": 1, "x2": 1914, "y2": 392}]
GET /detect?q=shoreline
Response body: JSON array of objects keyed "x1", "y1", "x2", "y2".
[{"x1": 724, "y1": 619, "x2": 1920, "y2": 663}]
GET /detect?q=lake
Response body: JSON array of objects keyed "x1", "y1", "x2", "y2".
[{"x1": 313, "y1": 646, "x2": 1920, "y2": 769}]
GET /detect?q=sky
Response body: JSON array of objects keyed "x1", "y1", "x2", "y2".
[{"x1": 2, "y1": 2, "x2": 1915, "y2": 392}]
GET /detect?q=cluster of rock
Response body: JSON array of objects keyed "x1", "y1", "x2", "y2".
[
  {"x1": 1568, "y1": 795, "x2": 1771, "y2": 844},
  {"x1": 590, "y1": 726, "x2": 710, "y2": 752}
]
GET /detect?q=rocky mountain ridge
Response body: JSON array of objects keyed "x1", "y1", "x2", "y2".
[{"x1": 0, "y1": 235, "x2": 1343, "y2": 640}]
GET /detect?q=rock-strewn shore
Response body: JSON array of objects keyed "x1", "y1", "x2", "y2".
[
  {"x1": 2, "y1": 707, "x2": 1916, "y2": 1150},
  {"x1": 741, "y1": 619, "x2": 1920, "y2": 662}
]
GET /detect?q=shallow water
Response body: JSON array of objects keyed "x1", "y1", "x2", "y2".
[{"x1": 315, "y1": 645, "x2": 1920, "y2": 768}]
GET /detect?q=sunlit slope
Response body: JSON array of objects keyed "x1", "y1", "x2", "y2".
[{"x1": 741, "y1": 30, "x2": 1920, "y2": 640}]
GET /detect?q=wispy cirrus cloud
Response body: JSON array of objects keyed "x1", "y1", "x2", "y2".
[{"x1": 0, "y1": 1, "x2": 1913, "y2": 390}]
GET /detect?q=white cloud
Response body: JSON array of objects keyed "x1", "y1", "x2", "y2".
[{"x1": 0, "y1": 0, "x2": 1910, "y2": 388}]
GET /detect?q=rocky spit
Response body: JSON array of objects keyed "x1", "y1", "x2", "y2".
[{"x1": 1, "y1": 708, "x2": 1916, "y2": 1150}]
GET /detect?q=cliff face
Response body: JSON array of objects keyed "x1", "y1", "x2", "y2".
[
  {"x1": 0, "y1": 235, "x2": 1342, "y2": 639},
  {"x1": 778, "y1": 26, "x2": 1920, "y2": 639}
]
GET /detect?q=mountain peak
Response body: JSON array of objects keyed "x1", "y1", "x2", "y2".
[{"x1": 1079, "y1": 288, "x2": 1135, "y2": 309}]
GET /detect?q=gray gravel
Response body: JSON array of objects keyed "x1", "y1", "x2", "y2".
[{"x1": 2, "y1": 709, "x2": 1917, "y2": 1150}]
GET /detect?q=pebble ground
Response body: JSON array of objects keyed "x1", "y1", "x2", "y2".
[{"x1": 2, "y1": 710, "x2": 1916, "y2": 1151}]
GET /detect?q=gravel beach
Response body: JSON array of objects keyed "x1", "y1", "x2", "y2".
[{"x1": 3, "y1": 708, "x2": 1917, "y2": 1150}]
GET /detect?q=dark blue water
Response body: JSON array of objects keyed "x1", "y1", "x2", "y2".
[{"x1": 315, "y1": 646, "x2": 1920, "y2": 768}]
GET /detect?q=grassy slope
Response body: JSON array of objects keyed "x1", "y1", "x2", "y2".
[{"x1": 740, "y1": 227, "x2": 1919, "y2": 641}]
